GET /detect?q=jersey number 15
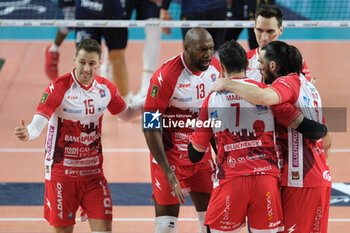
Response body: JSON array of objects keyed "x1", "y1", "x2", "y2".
[{"x1": 84, "y1": 99, "x2": 95, "y2": 115}]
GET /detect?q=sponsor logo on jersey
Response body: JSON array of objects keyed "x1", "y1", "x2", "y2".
[
  {"x1": 312, "y1": 206, "x2": 322, "y2": 231},
  {"x1": 151, "y1": 84, "x2": 159, "y2": 98},
  {"x1": 41, "y1": 92, "x2": 49, "y2": 103},
  {"x1": 65, "y1": 168, "x2": 80, "y2": 177},
  {"x1": 99, "y1": 89, "x2": 106, "y2": 98},
  {"x1": 237, "y1": 154, "x2": 266, "y2": 163},
  {"x1": 99, "y1": 180, "x2": 108, "y2": 195},
  {"x1": 224, "y1": 140, "x2": 262, "y2": 152},
  {"x1": 174, "y1": 132, "x2": 190, "y2": 141},
  {"x1": 254, "y1": 165, "x2": 272, "y2": 173},
  {"x1": 173, "y1": 96, "x2": 192, "y2": 102},
  {"x1": 46, "y1": 125, "x2": 55, "y2": 161},
  {"x1": 63, "y1": 108, "x2": 82, "y2": 114},
  {"x1": 323, "y1": 170, "x2": 332, "y2": 181},
  {"x1": 143, "y1": 110, "x2": 161, "y2": 129},
  {"x1": 179, "y1": 83, "x2": 191, "y2": 88},
  {"x1": 67, "y1": 95, "x2": 78, "y2": 100},
  {"x1": 256, "y1": 105, "x2": 268, "y2": 114},
  {"x1": 222, "y1": 195, "x2": 231, "y2": 221},
  {"x1": 98, "y1": 106, "x2": 107, "y2": 112},
  {"x1": 292, "y1": 171, "x2": 300, "y2": 180},
  {"x1": 227, "y1": 156, "x2": 236, "y2": 168},
  {"x1": 210, "y1": 73, "x2": 217, "y2": 81},
  {"x1": 266, "y1": 192, "x2": 274, "y2": 220},
  {"x1": 64, "y1": 132, "x2": 101, "y2": 146},
  {"x1": 68, "y1": 212, "x2": 74, "y2": 219},
  {"x1": 210, "y1": 110, "x2": 218, "y2": 118},
  {"x1": 303, "y1": 96, "x2": 311, "y2": 106},
  {"x1": 80, "y1": 168, "x2": 101, "y2": 176},
  {"x1": 291, "y1": 130, "x2": 300, "y2": 167},
  {"x1": 57, "y1": 182, "x2": 63, "y2": 219},
  {"x1": 104, "y1": 198, "x2": 112, "y2": 207},
  {"x1": 63, "y1": 156, "x2": 100, "y2": 167}
]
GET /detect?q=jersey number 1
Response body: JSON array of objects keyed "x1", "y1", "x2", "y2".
[{"x1": 84, "y1": 99, "x2": 95, "y2": 115}]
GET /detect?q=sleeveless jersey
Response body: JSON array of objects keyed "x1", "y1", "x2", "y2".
[
  {"x1": 144, "y1": 53, "x2": 221, "y2": 166},
  {"x1": 36, "y1": 70, "x2": 126, "y2": 181},
  {"x1": 270, "y1": 73, "x2": 331, "y2": 188}
]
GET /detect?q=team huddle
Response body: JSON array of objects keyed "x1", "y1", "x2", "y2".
[{"x1": 14, "y1": 4, "x2": 332, "y2": 233}]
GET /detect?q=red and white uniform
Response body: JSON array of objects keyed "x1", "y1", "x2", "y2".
[
  {"x1": 246, "y1": 48, "x2": 311, "y2": 83},
  {"x1": 270, "y1": 73, "x2": 331, "y2": 233},
  {"x1": 191, "y1": 78, "x2": 284, "y2": 232},
  {"x1": 37, "y1": 70, "x2": 126, "y2": 226},
  {"x1": 144, "y1": 53, "x2": 220, "y2": 204}
]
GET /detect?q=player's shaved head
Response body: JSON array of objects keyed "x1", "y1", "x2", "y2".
[
  {"x1": 184, "y1": 27, "x2": 213, "y2": 48},
  {"x1": 183, "y1": 27, "x2": 214, "y2": 72}
]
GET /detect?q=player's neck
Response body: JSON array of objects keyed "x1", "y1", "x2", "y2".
[{"x1": 228, "y1": 71, "x2": 246, "y2": 79}]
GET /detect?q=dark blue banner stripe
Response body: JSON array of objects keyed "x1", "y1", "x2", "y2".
[{"x1": 0, "y1": 182, "x2": 349, "y2": 206}]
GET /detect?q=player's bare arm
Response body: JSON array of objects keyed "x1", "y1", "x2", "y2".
[
  {"x1": 211, "y1": 78, "x2": 279, "y2": 105},
  {"x1": 144, "y1": 129, "x2": 186, "y2": 204}
]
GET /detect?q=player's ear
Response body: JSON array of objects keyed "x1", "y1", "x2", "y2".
[
  {"x1": 279, "y1": 26, "x2": 284, "y2": 36},
  {"x1": 269, "y1": 61, "x2": 277, "y2": 73},
  {"x1": 220, "y1": 63, "x2": 227, "y2": 77}
]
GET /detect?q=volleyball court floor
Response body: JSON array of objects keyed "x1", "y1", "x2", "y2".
[{"x1": 0, "y1": 40, "x2": 349, "y2": 232}]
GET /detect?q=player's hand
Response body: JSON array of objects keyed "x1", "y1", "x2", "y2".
[
  {"x1": 166, "y1": 172, "x2": 185, "y2": 204},
  {"x1": 211, "y1": 78, "x2": 233, "y2": 93},
  {"x1": 14, "y1": 120, "x2": 29, "y2": 141},
  {"x1": 160, "y1": 9, "x2": 172, "y2": 36}
]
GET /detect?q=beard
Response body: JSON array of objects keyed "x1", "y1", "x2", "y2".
[{"x1": 263, "y1": 68, "x2": 277, "y2": 84}]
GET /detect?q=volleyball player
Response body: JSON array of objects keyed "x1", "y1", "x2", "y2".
[
  {"x1": 211, "y1": 41, "x2": 332, "y2": 233},
  {"x1": 15, "y1": 38, "x2": 143, "y2": 233},
  {"x1": 144, "y1": 27, "x2": 220, "y2": 233},
  {"x1": 246, "y1": 5, "x2": 311, "y2": 83}
]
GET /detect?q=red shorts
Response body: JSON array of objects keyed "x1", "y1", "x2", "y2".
[
  {"x1": 151, "y1": 158, "x2": 215, "y2": 205},
  {"x1": 44, "y1": 177, "x2": 113, "y2": 227},
  {"x1": 281, "y1": 186, "x2": 331, "y2": 233},
  {"x1": 205, "y1": 175, "x2": 284, "y2": 232}
]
